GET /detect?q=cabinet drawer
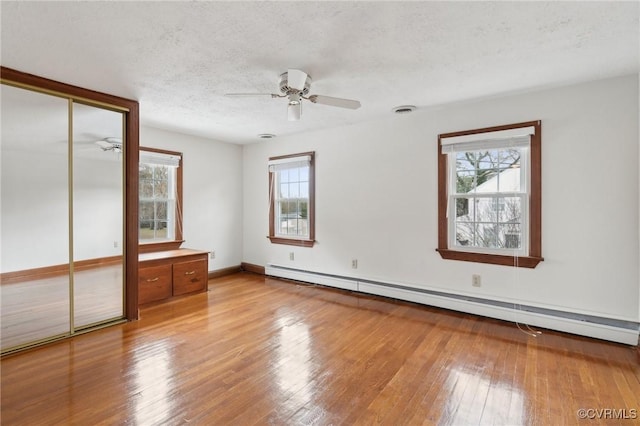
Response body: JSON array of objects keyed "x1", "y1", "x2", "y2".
[
  {"x1": 139, "y1": 264, "x2": 172, "y2": 304},
  {"x1": 173, "y1": 259, "x2": 207, "y2": 296}
]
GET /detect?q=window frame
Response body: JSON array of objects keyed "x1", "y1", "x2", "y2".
[
  {"x1": 268, "y1": 151, "x2": 315, "y2": 247},
  {"x1": 437, "y1": 121, "x2": 542, "y2": 268},
  {"x1": 138, "y1": 146, "x2": 184, "y2": 253}
]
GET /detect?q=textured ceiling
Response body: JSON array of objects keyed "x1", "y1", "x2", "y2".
[{"x1": 1, "y1": 1, "x2": 638, "y2": 144}]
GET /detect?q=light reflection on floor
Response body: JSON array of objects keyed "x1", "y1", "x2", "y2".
[
  {"x1": 275, "y1": 315, "x2": 314, "y2": 412},
  {"x1": 444, "y1": 367, "x2": 524, "y2": 425},
  {"x1": 132, "y1": 340, "x2": 175, "y2": 425}
]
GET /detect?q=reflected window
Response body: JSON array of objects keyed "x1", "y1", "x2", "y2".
[
  {"x1": 276, "y1": 316, "x2": 313, "y2": 406},
  {"x1": 139, "y1": 148, "x2": 182, "y2": 245},
  {"x1": 445, "y1": 368, "x2": 525, "y2": 424},
  {"x1": 133, "y1": 340, "x2": 175, "y2": 424}
]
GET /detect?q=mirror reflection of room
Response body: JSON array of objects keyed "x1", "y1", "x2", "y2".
[{"x1": 0, "y1": 84, "x2": 125, "y2": 352}]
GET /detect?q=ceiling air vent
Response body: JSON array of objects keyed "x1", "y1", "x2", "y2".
[{"x1": 392, "y1": 105, "x2": 417, "y2": 114}]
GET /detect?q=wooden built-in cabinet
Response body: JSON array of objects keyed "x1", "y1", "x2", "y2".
[{"x1": 138, "y1": 249, "x2": 209, "y2": 305}]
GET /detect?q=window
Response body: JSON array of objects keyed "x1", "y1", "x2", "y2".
[
  {"x1": 268, "y1": 152, "x2": 315, "y2": 247},
  {"x1": 437, "y1": 121, "x2": 542, "y2": 268},
  {"x1": 139, "y1": 147, "x2": 183, "y2": 251}
]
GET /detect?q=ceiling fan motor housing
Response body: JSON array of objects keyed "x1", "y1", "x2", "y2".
[{"x1": 279, "y1": 72, "x2": 311, "y2": 96}]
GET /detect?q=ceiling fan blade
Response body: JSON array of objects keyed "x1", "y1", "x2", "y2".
[
  {"x1": 95, "y1": 140, "x2": 114, "y2": 151},
  {"x1": 287, "y1": 69, "x2": 308, "y2": 91},
  {"x1": 308, "y1": 95, "x2": 361, "y2": 110},
  {"x1": 225, "y1": 93, "x2": 278, "y2": 97}
]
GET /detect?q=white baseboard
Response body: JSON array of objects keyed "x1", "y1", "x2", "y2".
[
  {"x1": 265, "y1": 264, "x2": 639, "y2": 346},
  {"x1": 266, "y1": 265, "x2": 357, "y2": 291}
]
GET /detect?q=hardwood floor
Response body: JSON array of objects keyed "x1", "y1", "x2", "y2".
[
  {"x1": 1, "y1": 272, "x2": 639, "y2": 425},
  {"x1": 1, "y1": 264, "x2": 124, "y2": 351}
]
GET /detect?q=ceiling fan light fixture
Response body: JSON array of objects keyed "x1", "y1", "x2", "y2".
[
  {"x1": 392, "y1": 105, "x2": 417, "y2": 114},
  {"x1": 257, "y1": 133, "x2": 276, "y2": 139},
  {"x1": 226, "y1": 69, "x2": 361, "y2": 121},
  {"x1": 288, "y1": 101, "x2": 302, "y2": 121}
]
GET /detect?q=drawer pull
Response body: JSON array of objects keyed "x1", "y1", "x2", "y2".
[
  {"x1": 146, "y1": 277, "x2": 159, "y2": 282},
  {"x1": 185, "y1": 270, "x2": 196, "y2": 275}
]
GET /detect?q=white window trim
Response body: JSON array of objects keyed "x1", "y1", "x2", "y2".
[
  {"x1": 446, "y1": 146, "x2": 530, "y2": 257},
  {"x1": 273, "y1": 171, "x2": 310, "y2": 240}
]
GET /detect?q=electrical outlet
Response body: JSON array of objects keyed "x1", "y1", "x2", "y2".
[
  {"x1": 352, "y1": 259, "x2": 358, "y2": 269},
  {"x1": 289, "y1": 252, "x2": 295, "y2": 261},
  {"x1": 472, "y1": 274, "x2": 481, "y2": 287},
  {"x1": 210, "y1": 250, "x2": 216, "y2": 260}
]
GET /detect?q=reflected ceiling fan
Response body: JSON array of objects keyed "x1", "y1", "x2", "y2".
[
  {"x1": 95, "y1": 137, "x2": 122, "y2": 153},
  {"x1": 225, "y1": 69, "x2": 361, "y2": 121}
]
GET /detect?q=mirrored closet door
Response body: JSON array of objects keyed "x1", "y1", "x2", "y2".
[
  {"x1": 1, "y1": 82, "x2": 127, "y2": 352},
  {"x1": 72, "y1": 102, "x2": 125, "y2": 330}
]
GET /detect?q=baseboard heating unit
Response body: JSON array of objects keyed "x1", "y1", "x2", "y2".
[{"x1": 265, "y1": 264, "x2": 639, "y2": 346}]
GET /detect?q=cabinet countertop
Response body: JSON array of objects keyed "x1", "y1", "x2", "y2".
[{"x1": 139, "y1": 249, "x2": 209, "y2": 263}]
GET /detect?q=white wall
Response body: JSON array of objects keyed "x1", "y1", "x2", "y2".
[
  {"x1": 243, "y1": 74, "x2": 640, "y2": 323},
  {"x1": 1, "y1": 149, "x2": 123, "y2": 272},
  {"x1": 140, "y1": 126, "x2": 243, "y2": 271}
]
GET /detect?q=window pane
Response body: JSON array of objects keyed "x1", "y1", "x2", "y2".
[
  {"x1": 279, "y1": 169, "x2": 289, "y2": 183},
  {"x1": 456, "y1": 153, "x2": 476, "y2": 172},
  {"x1": 287, "y1": 200, "x2": 297, "y2": 215},
  {"x1": 455, "y1": 196, "x2": 471, "y2": 218},
  {"x1": 497, "y1": 150, "x2": 522, "y2": 193},
  {"x1": 497, "y1": 197, "x2": 521, "y2": 223},
  {"x1": 140, "y1": 180, "x2": 154, "y2": 198},
  {"x1": 290, "y1": 182, "x2": 300, "y2": 198},
  {"x1": 499, "y1": 149, "x2": 521, "y2": 170},
  {"x1": 455, "y1": 222, "x2": 474, "y2": 247},
  {"x1": 289, "y1": 167, "x2": 299, "y2": 182},
  {"x1": 155, "y1": 178, "x2": 169, "y2": 198},
  {"x1": 155, "y1": 222, "x2": 168, "y2": 238},
  {"x1": 139, "y1": 158, "x2": 178, "y2": 242},
  {"x1": 499, "y1": 224, "x2": 521, "y2": 249},
  {"x1": 456, "y1": 171, "x2": 475, "y2": 194},
  {"x1": 299, "y1": 200, "x2": 308, "y2": 219},
  {"x1": 139, "y1": 220, "x2": 154, "y2": 240},
  {"x1": 476, "y1": 151, "x2": 498, "y2": 189},
  {"x1": 156, "y1": 201, "x2": 168, "y2": 220},
  {"x1": 288, "y1": 218, "x2": 298, "y2": 235},
  {"x1": 139, "y1": 164, "x2": 153, "y2": 180},
  {"x1": 477, "y1": 224, "x2": 498, "y2": 248},
  {"x1": 300, "y1": 184, "x2": 309, "y2": 198},
  {"x1": 475, "y1": 197, "x2": 497, "y2": 223},
  {"x1": 299, "y1": 166, "x2": 309, "y2": 181},
  {"x1": 477, "y1": 150, "x2": 497, "y2": 171},
  {"x1": 280, "y1": 183, "x2": 289, "y2": 198},
  {"x1": 139, "y1": 201, "x2": 154, "y2": 220},
  {"x1": 153, "y1": 165, "x2": 169, "y2": 182}
]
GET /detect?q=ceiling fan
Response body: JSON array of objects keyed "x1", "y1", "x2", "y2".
[
  {"x1": 225, "y1": 69, "x2": 361, "y2": 121},
  {"x1": 95, "y1": 137, "x2": 122, "y2": 153}
]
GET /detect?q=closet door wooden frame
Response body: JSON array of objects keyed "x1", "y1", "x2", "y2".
[{"x1": 1, "y1": 66, "x2": 140, "y2": 321}]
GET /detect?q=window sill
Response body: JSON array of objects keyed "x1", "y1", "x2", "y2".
[
  {"x1": 436, "y1": 248, "x2": 543, "y2": 268},
  {"x1": 268, "y1": 236, "x2": 315, "y2": 248},
  {"x1": 139, "y1": 240, "x2": 185, "y2": 253}
]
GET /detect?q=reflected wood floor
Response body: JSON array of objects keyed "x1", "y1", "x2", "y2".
[
  {"x1": 1, "y1": 264, "x2": 124, "y2": 350},
  {"x1": 1, "y1": 272, "x2": 639, "y2": 425}
]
